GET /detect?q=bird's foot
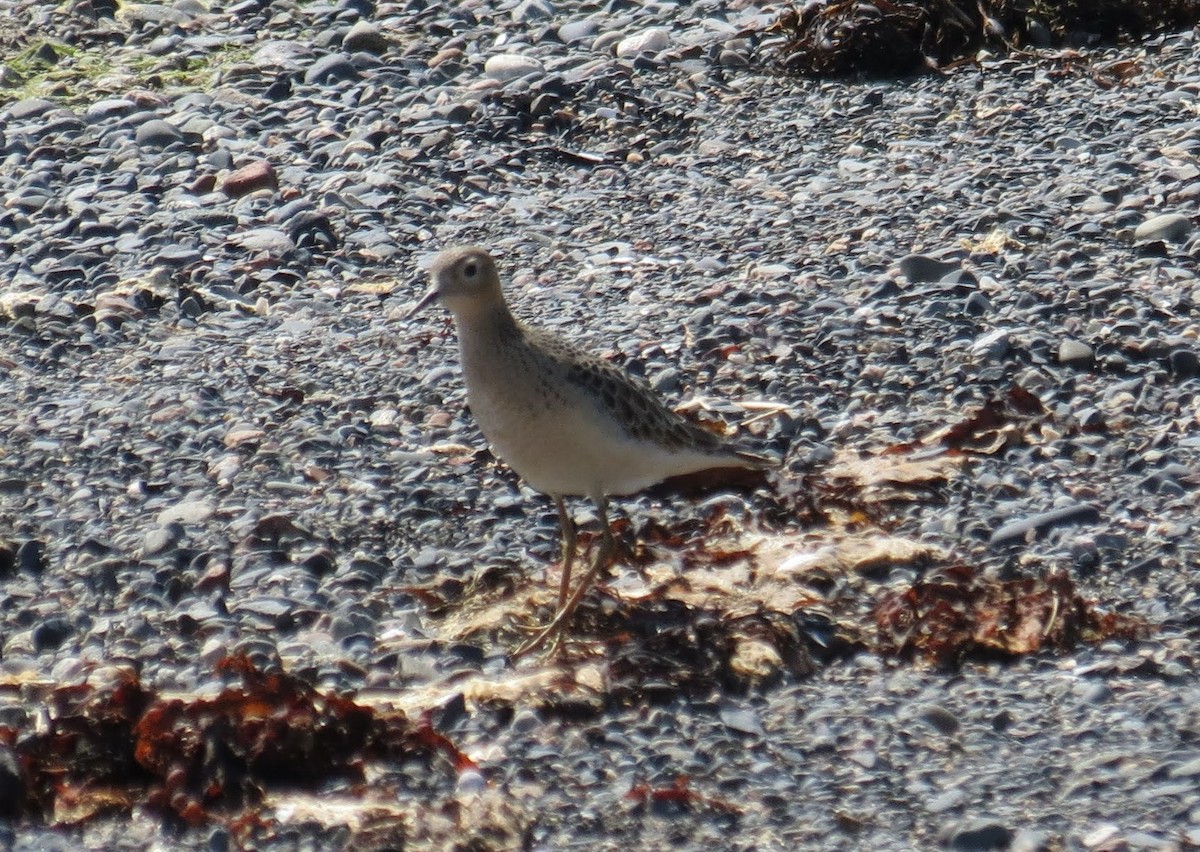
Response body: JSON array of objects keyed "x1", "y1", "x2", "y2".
[
  {"x1": 511, "y1": 605, "x2": 574, "y2": 659},
  {"x1": 510, "y1": 610, "x2": 555, "y2": 634}
]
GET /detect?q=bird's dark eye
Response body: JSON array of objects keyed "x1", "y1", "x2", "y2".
[{"x1": 464, "y1": 262, "x2": 478, "y2": 277}]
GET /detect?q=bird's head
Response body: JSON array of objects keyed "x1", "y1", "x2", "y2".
[{"x1": 408, "y1": 245, "x2": 502, "y2": 318}]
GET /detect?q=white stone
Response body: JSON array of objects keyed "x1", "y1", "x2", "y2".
[
  {"x1": 1134, "y1": 213, "x2": 1191, "y2": 243},
  {"x1": 615, "y1": 27, "x2": 671, "y2": 59},
  {"x1": 483, "y1": 53, "x2": 543, "y2": 82},
  {"x1": 157, "y1": 498, "x2": 216, "y2": 526}
]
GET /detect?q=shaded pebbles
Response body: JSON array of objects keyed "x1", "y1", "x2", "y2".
[{"x1": 1, "y1": 0, "x2": 1200, "y2": 849}]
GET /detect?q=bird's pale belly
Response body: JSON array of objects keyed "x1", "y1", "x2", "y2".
[{"x1": 468, "y1": 383, "x2": 716, "y2": 498}]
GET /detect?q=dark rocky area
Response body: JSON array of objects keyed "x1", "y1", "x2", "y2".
[{"x1": 1, "y1": 0, "x2": 1199, "y2": 849}]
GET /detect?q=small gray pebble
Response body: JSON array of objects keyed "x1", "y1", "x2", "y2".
[
  {"x1": 17, "y1": 540, "x2": 44, "y2": 574},
  {"x1": 557, "y1": 20, "x2": 596, "y2": 43},
  {"x1": 304, "y1": 53, "x2": 359, "y2": 85},
  {"x1": 134, "y1": 118, "x2": 183, "y2": 147},
  {"x1": 342, "y1": 20, "x2": 390, "y2": 54},
  {"x1": 719, "y1": 704, "x2": 766, "y2": 736},
  {"x1": 898, "y1": 253, "x2": 960, "y2": 283},
  {"x1": 941, "y1": 818, "x2": 1014, "y2": 851},
  {"x1": 1058, "y1": 339, "x2": 1094, "y2": 367},
  {"x1": 918, "y1": 704, "x2": 961, "y2": 736},
  {"x1": 990, "y1": 503, "x2": 1101, "y2": 548}
]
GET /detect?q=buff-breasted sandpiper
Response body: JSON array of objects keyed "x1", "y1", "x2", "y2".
[{"x1": 409, "y1": 245, "x2": 773, "y2": 655}]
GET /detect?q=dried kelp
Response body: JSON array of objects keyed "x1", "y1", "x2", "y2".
[{"x1": 764, "y1": 0, "x2": 1200, "y2": 76}]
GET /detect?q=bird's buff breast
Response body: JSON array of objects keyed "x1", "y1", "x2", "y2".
[
  {"x1": 464, "y1": 372, "x2": 684, "y2": 498},
  {"x1": 457, "y1": 321, "x2": 728, "y2": 498}
]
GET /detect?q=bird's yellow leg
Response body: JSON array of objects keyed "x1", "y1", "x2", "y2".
[
  {"x1": 555, "y1": 496, "x2": 576, "y2": 610},
  {"x1": 514, "y1": 498, "x2": 613, "y2": 659},
  {"x1": 512, "y1": 496, "x2": 577, "y2": 632}
]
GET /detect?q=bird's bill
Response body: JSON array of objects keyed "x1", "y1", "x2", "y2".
[{"x1": 406, "y1": 286, "x2": 441, "y2": 318}]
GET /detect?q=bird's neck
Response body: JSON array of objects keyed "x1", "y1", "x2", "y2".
[{"x1": 452, "y1": 302, "x2": 524, "y2": 359}]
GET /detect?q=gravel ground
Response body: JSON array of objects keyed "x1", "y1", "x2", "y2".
[{"x1": 2, "y1": 0, "x2": 1200, "y2": 849}]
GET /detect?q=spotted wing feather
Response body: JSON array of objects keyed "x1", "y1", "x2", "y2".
[{"x1": 524, "y1": 324, "x2": 763, "y2": 463}]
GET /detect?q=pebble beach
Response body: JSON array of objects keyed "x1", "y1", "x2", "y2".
[{"x1": 2, "y1": 0, "x2": 1200, "y2": 849}]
